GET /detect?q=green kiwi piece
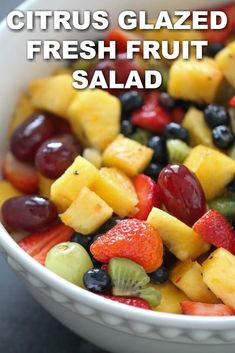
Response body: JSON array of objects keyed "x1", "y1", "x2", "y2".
[
  {"x1": 130, "y1": 129, "x2": 152, "y2": 146},
  {"x1": 108, "y1": 258, "x2": 161, "y2": 307},
  {"x1": 228, "y1": 143, "x2": 235, "y2": 160},
  {"x1": 208, "y1": 193, "x2": 235, "y2": 223},
  {"x1": 166, "y1": 139, "x2": 192, "y2": 164}
]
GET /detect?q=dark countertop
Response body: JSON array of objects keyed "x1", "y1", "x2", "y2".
[{"x1": 0, "y1": 2, "x2": 106, "y2": 352}]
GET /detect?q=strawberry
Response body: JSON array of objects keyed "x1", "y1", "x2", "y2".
[
  {"x1": 18, "y1": 223, "x2": 73, "y2": 265},
  {"x1": 229, "y1": 96, "x2": 235, "y2": 107},
  {"x1": 193, "y1": 209, "x2": 235, "y2": 254},
  {"x1": 90, "y1": 219, "x2": 163, "y2": 273},
  {"x1": 181, "y1": 301, "x2": 235, "y2": 316},
  {"x1": 131, "y1": 107, "x2": 171, "y2": 134},
  {"x1": 131, "y1": 92, "x2": 171, "y2": 133},
  {"x1": 101, "y1": 264, "x2": 109, "y2": 272},
  {"x1": 201, "y1": 3, "x2": 235, "y2": 44},
  {"x1": 133, "y1": 174, "x2": 161, "y2": 220},
  {"x1": 3, "y1": 152, "x2": 39, "y2": 194},
  {"x1": 171, "y1": 107, "x2": 185, "y2": 124},
  {"x1": 100, "y1": 295, "x2": 152, "y2": 310},
  {"x1": 104, "y1": 28, "x2": 141, "y2": 54}
]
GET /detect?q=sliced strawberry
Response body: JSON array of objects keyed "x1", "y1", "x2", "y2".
[
  {"x1": 104, "y1": 28, "x2": 141, "y2": 54},
  {"x1": 229, "y1": 96, "x2": 235, "y2": 107},
  {"x1": 131, "y1": 92, "x2": 171, "y2": 133},
  {"x1": 202, "y1": 3, "x2": 235, "y2": 43},
  {"x1": 193, "y1": 209, "x2": 235, "y2": 254},
  {"x1": 18, "y1": 223, "x2": 73, "y2": 265},
  {"x1": 181, "y1": 301, "x2": 235, "y2": 316},
  {"x1": 100, "y1": 295, "x2": 152, "y2": 310},
  {"x1": 101, "y1": 264, "x2": 109, "y2": 272},
  {"x1": 2, "y1": 152, "x2": 39, "y2": 194},
  {"x1": 133, "y1": 174, "x2": 161, "y2": 220},
  {"x1": 131, "y1": 106, "x2": 171, "y2": 133},
  {"x1": 171, "y1": 107, "x2": 185, "y2": 124}
]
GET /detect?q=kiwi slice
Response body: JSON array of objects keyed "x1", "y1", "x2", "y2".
[
  {"x1": 208, "y1": 193, "x2": 235, "y2": 223},
  {"x1": 166, "y1": 139, "x2": 192, "y2": 164},
  {"x1": 108, "y1": 258, "x2": 161, "y2": 307}
]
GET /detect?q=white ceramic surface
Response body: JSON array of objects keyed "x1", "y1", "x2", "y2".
[{"x1": 0, "y1": 0, "x2": 234, "y2": 352}]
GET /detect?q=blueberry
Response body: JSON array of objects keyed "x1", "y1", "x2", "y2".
[
  {"x1": 121, "y1": 120, "x2": 135, "y2": 137},
  {"x1": 212, "y1": 125, "x2": 234, "y2": 149},
  {"x1": 227, "y1": 178, "x2": 235, "y2": 192},
  {"x1": 204, "y1": 105, "x2": 230, "y2": 128},
  {"x1": 163, "y1": 245, "x2": 176, "y2": 268},
  {"x1": 120, "y1": 91, "x2": 144, "y2": 114},
  {"x1": 83, "y1": 268, "x2": 112, "y2": 293},
  {"x1": 144, "y1": 163, "x2": 164, "y2": 180},
  {"x1": 148, "y1": 136, "x2": 168, "y2": 165},
  {"x1": 159, "y1": 92, "x2": 175, "y2": 110},
  {"x1": 164, "y1": 122, "x2": 189, "y2": 143},
  {"x1": 71, "y1": 233, "x2": 94, "y2": 251},
  {"x1": 98, "y1": 216, "x2": 121, "y2": 234},
  {"x1": 149, "y1": 266, "x2": 169, "y2": 284},
  {"x1": 206, "y1": 43, "x2": 225, "y2": 58}
]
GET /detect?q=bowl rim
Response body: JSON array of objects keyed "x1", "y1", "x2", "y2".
[
  {"x1": 1, "y1": 0, "x2": 235, "y2": 330},
  {"x1": 1, "y1": 221, "x2": 235, "y2": 328}
]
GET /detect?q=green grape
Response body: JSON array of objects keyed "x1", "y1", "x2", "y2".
[{"x1": 45, "y1": 242, "x2": 93, "y2": 287}]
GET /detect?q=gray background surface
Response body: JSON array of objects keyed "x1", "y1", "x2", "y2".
[{"x1": 0, "y1": 1, "x2": 106, "y2": 352}]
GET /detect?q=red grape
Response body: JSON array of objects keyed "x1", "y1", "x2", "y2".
[
  {"x1": 88, "y1": 53, "x2": 145, "y2": 96},
  {"x1": 2, "y1": 195, "x2": 58, "y2": 232},
  {"x1": 10, "y1": 112, "x2": 59, "y2": 162},
  {"x1": 157, "y1": 165, "x2": 206, "y2": 226},
  {"x1": 35, "y1": 134, "x2": 81, "y2": 179}
]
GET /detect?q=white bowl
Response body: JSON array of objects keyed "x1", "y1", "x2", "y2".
[{"x1": 0, "y1": 0, "x2": 234, "y2": 352}]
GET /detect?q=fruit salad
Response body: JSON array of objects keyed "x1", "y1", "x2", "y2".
[{"x1": 2, "y1": 2, "x2": 235, "y2": 317}]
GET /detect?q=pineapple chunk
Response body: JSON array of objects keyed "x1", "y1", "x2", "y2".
[
  {"x1": 8, "y1": 93, "x2": 36, "y2": 136},
  {"x1": 182, "y1": 107, "x2": 214, "y2": 147},
  {"x1": 184, "y1": 145, "x2": 235, "y2": 200},
  {"x1": 29, "y1": 75, "x2": 76, "y2": 118},
  {"x1": 170, "y1": 260, "x2": 219, "y2": 304},
  {"x1": 147, "y1": 208, "x2": 210, "y2": 261},
  {"x1": 150, "y1": 282, "x2": 189, "y2": 314},
  {"x1": 60, "y1": 186, "x2": 113, "y2": 235},
  {"x1": 38, "y1": 174, "x2": 55, "y2": 199},
  {"x1": 82, "y1": 148, "x2": 103, "y2": 169},
  {"x1": 52, "y1": 67, "x2": 72, "y2": 76},
  {"x1": 202, "y1": 248, "x2": 235, "y2": 309},
  {"x1": 68, "y1": 89, "x2": 120, "y2": 150},
  {"x1": 50, "y1": 156, "x2": 99, "y2": 212},
  {"x1": 103, "y1": 134, "x2": 153, "y2": 176},
  {"x1": 92, "y1": 167, "x2": 138, "y2": 217},
  {"x1": 0, "y1": 180, "x2": 22, "y2": 210},
  {"x1": 168, "y1": 58, "x2": 223, "y2": 103},
  {"x1": 216, "y1": 42, "x2": 235, "y2": 88}
]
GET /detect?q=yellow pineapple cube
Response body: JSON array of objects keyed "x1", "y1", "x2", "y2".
[
  {"x1": 8, "y1": 93, "x2": 36, "y2": 136},
  {"x1": 29, "y1": 75, "x2": 76, "y2": 118},
  {"x1": 103, "y1": 134, "x2": 153, "y2": 176},
  {"x1": 82, "y1": 148, "x2": 103, "y2": 169},
  {"x1": 50, "y1": 156, "x2": 99, "y2": 212},
  {"x1": 147, "y1": 208, "x2": 210, "y2": 261},
  {"x1": 68, "y1": 89, "x2": 120, "y2": 151},
  {"x1": 38, "y1": 174, "x2": 55, "y2": 199},
  {"x1": 92, "y1": 167, "x2": 138, "y2": 218},
  {"x1": 168, "y1": 58, "x2": 223, "y2": 103},
  {"x1": 182, "y1": 107, "x2": 214, "y2": 147},
  {"x1": 202, "y1": 248, "x2": 235, "y2": 309},
  {"x1": 170, "y1": 260, "x2": 219, "y2": 304},
  {"x1": 0, "y1": 180, "x2": 22, "y2": 210},
  {"x1": 216, "y1": 41, "x2": 235, "y2": 88},
  {"x1": 60, "y1": 186, "x2": 113, "y2": 235},
  {"x1": 150, "y1": 282, "x2": 189, "y2": 314},
  {"x1": 184, "y1": 145, "x2": 235, "y2": 200}
]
